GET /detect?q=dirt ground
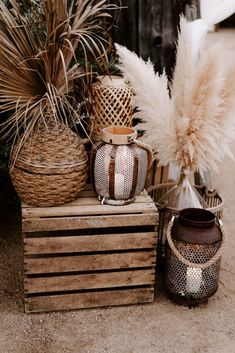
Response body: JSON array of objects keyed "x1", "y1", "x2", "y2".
[{"x1": 0, "y1": 30, "x2": 235, "y2": 353}]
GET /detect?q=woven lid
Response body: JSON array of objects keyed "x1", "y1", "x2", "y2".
[{"x1": 12, "y1": 123, "x2": 88, "y2": 174}]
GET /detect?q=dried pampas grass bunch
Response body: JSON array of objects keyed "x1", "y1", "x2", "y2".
[{"x1": 115, "y1": 16, "x2": 235, "y2": 174}]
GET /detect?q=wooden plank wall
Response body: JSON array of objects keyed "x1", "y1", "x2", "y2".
[{"x1": 114, "y1": 0, "x2": 200, "y2": 76}]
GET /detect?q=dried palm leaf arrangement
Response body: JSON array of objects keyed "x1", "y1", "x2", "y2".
[
  {"x1": 115, "y1": 16, "x2": 235, "y2": 209},
  {"x1": 0, "y1": 0, "x2": 118, "y2": 206}
]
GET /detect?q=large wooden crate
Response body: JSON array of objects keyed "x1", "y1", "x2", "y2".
[{"x1": 22, "y1": 187, "x2": 158, "y2": 313}]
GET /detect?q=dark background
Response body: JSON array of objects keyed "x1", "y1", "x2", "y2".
[{"x1": 113, "y1": 0, "x2": 200, "y2": 78}]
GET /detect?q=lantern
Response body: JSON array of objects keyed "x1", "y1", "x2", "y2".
[
  {"x1": 165, "y1": 208, "x2": 226, "y2": 305},
  {"x1": 91, "y1": 126, "x2": 153, "y2": 205},
  {"x1": 90, "y1": 76, "x2": 133, "y2": 141}
]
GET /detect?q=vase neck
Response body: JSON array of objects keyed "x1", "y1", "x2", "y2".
[
  {"x1": 177, "y1": 168, "x2": 193, "y2": 185},
  {"x1": 173, "y1": 208, "x2": 222, "y2": 244},
  {"x1": 102, "y1": 127, "x2": 137, "y2": 145},
  {"x1": 180, "y1": 167, "x2": 193, "y2": 175},
  {"x1": 179, "y1": 208, "x2": 215, "y2": 229}
]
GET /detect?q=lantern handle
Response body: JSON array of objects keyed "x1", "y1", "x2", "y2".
[
  {"x1": 166, "y1": 216, "x2": 227, "y2": 270},
  {"x1": 130, "y1": 138, "x2": 154, "y2": 169}
]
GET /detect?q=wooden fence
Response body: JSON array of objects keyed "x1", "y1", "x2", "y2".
[{"x1": 114, "y1": 0, "x2": 200, "y2": 76}]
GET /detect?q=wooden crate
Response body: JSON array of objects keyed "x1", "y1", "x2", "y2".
[
  {"x1": 22, "y1": 187, "x2": 158, "y2": 313},
  {"x1": 145, "y1": 160, "x2": 169, "y2": 189}
]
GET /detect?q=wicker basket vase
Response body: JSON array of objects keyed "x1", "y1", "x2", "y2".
[
  {"x1": 11, "y1": 123, "x2": 88, "y2": 207},
  {"x1": 90, "y1": 76, "x2": 133, "y2": 140}
]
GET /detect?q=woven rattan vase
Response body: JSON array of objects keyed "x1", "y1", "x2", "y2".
[
  {"x1": 11, "y1": 123, "x2": 88, "y2": 207},
  {"x1": 90, "y1": 76, "x2": 133, "y2": 140}
]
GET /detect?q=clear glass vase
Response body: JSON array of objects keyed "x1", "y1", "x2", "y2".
[{"x1": 158, "y1": 169, "x2": 208, "y2": 210}]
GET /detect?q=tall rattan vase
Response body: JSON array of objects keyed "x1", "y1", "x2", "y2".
[
  {"x1": 90, "y1": 76, "x2": 133, "y2": 140},
  {"x1": 10, "y1": 123, "x2": 88, "y2": 207}
]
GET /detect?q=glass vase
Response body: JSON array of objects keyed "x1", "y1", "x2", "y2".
[{"x1": 158, "y1": 169, "x2": 208, "y2": 210}]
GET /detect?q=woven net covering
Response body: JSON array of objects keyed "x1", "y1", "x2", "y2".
[
  {"x1": 164, "y1": 216, "x2": 226, "y2": 306},
  {"x1": 90, "y1": 82, "x2": 133, "y2": 140},
  {"x1": 165, "y1": 240, "x2": 221, "y2": 302},
  {"x1": 11, "y1": 123, "x2": 88, "y2": 206},
  {"x1": 93, "y1": 142, "x2": 148, "y2": 204}
]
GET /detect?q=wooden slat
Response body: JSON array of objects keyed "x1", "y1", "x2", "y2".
[
  {"x1": 139, "y1": 0, "x2": 163, "y2": 71},
  {"x1": 21, "y1": 189, "x2": 150, "y2": 210},
  {"x1": 21, "y1": 190, "x2": 96, "y2": 209},
  {"x1": 145, "y1": 164, "x2": 154, "y2": 189},
  {"x1": 22, "y1": 200, "x2": 157, "y2": 219},
  {"x1": 24, "y1": 232, "x2": 157, "y2": 255},
  {"x1": 22, "y1": 193, "x2": 151, "y2": 209},
  {"x1": 154, "y1": 166, "x2": 163, "y2": 185},
  {"x1": 25, "y1": 288, "x2": 154, "y2": 313},
  {"x1": 25, "y1": 269, "x2": 154, "y2": 294},
  {"x1": 22, "y1": 196, "x2": 99, "y2": 209},
  {"x1": 145, "y1": 161, "x2": 170, "y2": 188},
  {"x1": 113, "y1": 0, "x2": 139, "y2": 52},
  {"x1": 161, "y1": 165, "x2": 169, "y2": 183},
  {"x1": 138, "y1": 1, "x2": 198, "y2": 77},
  {"x1": 24, "y1": 251, "x2": 156, "y2": 274},
  {"x1": 22, "y1": 213, "x2": 158, "y2": 233}
]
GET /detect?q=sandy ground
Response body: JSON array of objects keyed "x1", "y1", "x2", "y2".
[{"x1": 0, "y1": 29, "x2": 235, "y2": 353}]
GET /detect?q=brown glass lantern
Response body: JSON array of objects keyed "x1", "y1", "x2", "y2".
[
  {"x1": 147, "y1": 183, "x2": 224, "y2": 260},
  {"x1": 165, "y1": 208, "x2": 226, "y2": 305}
]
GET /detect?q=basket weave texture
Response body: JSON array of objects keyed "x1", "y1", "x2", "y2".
[
  {"x1": 11, "y1": 123, "x2": 88, "y2": 207},
  {"x1": 91, "y1": 81, "x2": 133, "y2": 140}
]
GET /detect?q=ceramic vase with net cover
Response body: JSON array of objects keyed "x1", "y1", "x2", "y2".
[{"x1": 92, "y1": 126, "x2": 153, "y2": 205}]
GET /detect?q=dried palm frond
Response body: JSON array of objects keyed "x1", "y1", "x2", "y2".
[{"x1": 0, "y1": 0, "x2": 118, "y2": 149}]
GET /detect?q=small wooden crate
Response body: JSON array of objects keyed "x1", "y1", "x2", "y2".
[{"x1": 22, "y1": 187, "x2": 158, "y2": 313}]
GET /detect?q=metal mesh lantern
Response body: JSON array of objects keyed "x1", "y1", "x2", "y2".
[
  {"x1": 148, "y1": 183, "x2": 224, "y2": 259},
  {"x1": 165, "y1": 208, "x2": 226, "y2": 305},
  {"x1": 92, "y1": 126, "x2": 153, "y2": 205}
]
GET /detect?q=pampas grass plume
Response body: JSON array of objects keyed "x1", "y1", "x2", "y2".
[
  {"x1": 115, "y1": 17, "x2": 235, "y2": 173},
  {"x1": 115, "y1": 44, "x2": 177, "y2": 166}
]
